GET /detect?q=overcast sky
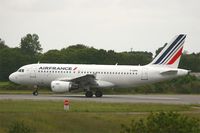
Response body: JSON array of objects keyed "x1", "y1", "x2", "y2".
[{"x1": 0, "y1": 0, "x2": 199, "y2": 54}]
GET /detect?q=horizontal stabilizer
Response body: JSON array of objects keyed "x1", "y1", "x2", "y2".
[{"x1": 160, "y1": 70, "x2": 178, "y2": 75}]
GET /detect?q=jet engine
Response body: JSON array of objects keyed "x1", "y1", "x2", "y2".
[{"x1": 51, "y1": 81, "x2": 72, "y2": 93}]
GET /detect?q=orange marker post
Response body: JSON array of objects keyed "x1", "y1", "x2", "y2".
[{"x1": 64, "y1": 99, "x2": 70, "y2": 111}]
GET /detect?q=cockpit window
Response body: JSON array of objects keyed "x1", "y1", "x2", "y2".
[{"x1": 18, "y1": 69, "x2": 24, "y2": 72}]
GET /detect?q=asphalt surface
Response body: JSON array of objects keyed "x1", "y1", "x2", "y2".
[{"x1": 0, "y1": 94, "x2": 200, "y2": 104}]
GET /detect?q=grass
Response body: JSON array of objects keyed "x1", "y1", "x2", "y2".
[
  {"x1": 0, "y1": 100, "x2": 199, "y2": 133},
  {"x1": 0, "y1": 100, "x2": 194, "y2": 113}
]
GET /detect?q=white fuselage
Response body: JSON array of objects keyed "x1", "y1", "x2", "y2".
[{"x1": 9, "y1": 63, "x2": 188, "y2": 88}]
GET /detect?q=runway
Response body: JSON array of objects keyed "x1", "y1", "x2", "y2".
[{"x1": 0, "y1": 94, "x2": 200, "y2": 104}]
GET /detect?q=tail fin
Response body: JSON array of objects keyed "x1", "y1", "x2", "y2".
[{"x1": 149, "y1": 34, "x2": 186, "y2": 68}]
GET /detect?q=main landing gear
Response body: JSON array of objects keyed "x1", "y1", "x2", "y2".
[
  {"x1": 33, "y1": 85, "x2": 39, "y2": 96},
  {"x1": 85, "y1": 90, "x2": 103, "y2": 98}
]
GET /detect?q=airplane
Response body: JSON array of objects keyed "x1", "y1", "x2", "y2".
[{"x1": 9, "y1": 34, "x2": 189, "y2": 97}]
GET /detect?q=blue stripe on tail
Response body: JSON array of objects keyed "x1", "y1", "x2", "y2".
[
  {"x1": 154, "y1": 34, "x2": 185, "y2": 64},
  {"x1": 159, "y1": 35, "x2": 186, "y2": 64}
]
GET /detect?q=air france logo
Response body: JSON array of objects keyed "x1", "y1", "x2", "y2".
[{"x1": 39, "y1": 66, "x2": 78, "y2": 71}]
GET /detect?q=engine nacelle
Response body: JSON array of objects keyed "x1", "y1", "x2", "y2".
[{"x1": 51, "y1": 81, "x2": 72, "y2": 93}]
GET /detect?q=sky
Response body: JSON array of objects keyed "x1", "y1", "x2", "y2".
[{"x1": 0, "y1": 0, "x2": 200, "y2": 54}]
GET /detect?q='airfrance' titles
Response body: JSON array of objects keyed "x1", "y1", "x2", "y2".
[{"x1": 39, "y1": 66, "x2": 72, "y2": 70}]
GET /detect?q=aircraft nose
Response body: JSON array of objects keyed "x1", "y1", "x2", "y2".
[
  {"x1": 9, "y1": 73, "x2": 14, "y2": 82},
  {"x1": 9, "y1": 73, "x2": 17, "y2": 83}
]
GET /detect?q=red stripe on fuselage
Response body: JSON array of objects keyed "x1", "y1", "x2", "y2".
[
  {"x1": 73, "y1": 67, "x2": 78, "y2": 70},
  {"x1": 167, "y1": 47, "x2": 183, "y2": 65}
]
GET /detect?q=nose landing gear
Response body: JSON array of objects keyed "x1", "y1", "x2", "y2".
[
  {"x1": 33, "y1": 90, "x2": 38, "y2": 96},
  {"x1": 33, "y1": 85, "x2": 39, "y2": 96}
]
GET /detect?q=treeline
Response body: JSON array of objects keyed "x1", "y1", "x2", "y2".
[
  {"x1": 0, "y1": 33, "x2": 200, "y2": 81},
  {"x1": 40, "y1": 45, "x2": 152, "y2": 65}
]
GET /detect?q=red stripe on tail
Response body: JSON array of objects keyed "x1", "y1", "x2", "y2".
[{"x1": 167, "y1": 47, "x2": 183, "y2": 65}]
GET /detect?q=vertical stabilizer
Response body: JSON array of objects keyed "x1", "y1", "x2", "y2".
[{"x1": 149, "y1": 34, "x2": 186, "y2": 68}]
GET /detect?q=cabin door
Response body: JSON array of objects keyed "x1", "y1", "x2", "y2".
[
  {"x1": 30, "y1": 67, "x2": 36, "y2": 78},
  {"x1": 141, "y1": 68, "x2": 148, "y2": 80}
]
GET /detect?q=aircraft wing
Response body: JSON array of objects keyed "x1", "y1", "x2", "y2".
[
  {"x1": 57, "y1": 74, "x2": 114, "y2": 88},
  {"x1": 71, "y1": 74, "x2": 97, "y2": 85},
  {"x1": 58, "y1": 74, "x2": 98, "y2": 87}
]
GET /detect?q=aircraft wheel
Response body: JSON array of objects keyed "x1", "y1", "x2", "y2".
[
  {"x1": 85, "y1": 91, "x2": 93, "y2": 97},
  {"x1": 95, "y1": 91, "x2": 103, "y2": 97},
  {"x1": 33, "y1": 90, "x2": 38, "y2": 96}
]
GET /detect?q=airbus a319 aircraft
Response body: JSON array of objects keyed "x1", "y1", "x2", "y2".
[{"x1": 9, "y1": 34, "x2": 189, "y2": 97}]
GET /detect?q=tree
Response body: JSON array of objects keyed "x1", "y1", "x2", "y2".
[
  {"x1": 154, "y1": 43, "x2": 167, "y2": 58},
  {"x1": 0, "y1": 38, "x2": 8, "y2": 49},
  {"x1": 179, "y1": 53, "x2": 200, "y2": 72},
  {"x1": 20, "y1": 34, "x2": 42, "y2": 55},
  {"x1": 67, "y1": 44, "x2": 88, "y2": 50},
  {"x1": 40, "y1": 49, "x2": 65, "y2": 63},
  {"x1": 0, "y1": 48, "x2": 33, "y2": 81}
]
